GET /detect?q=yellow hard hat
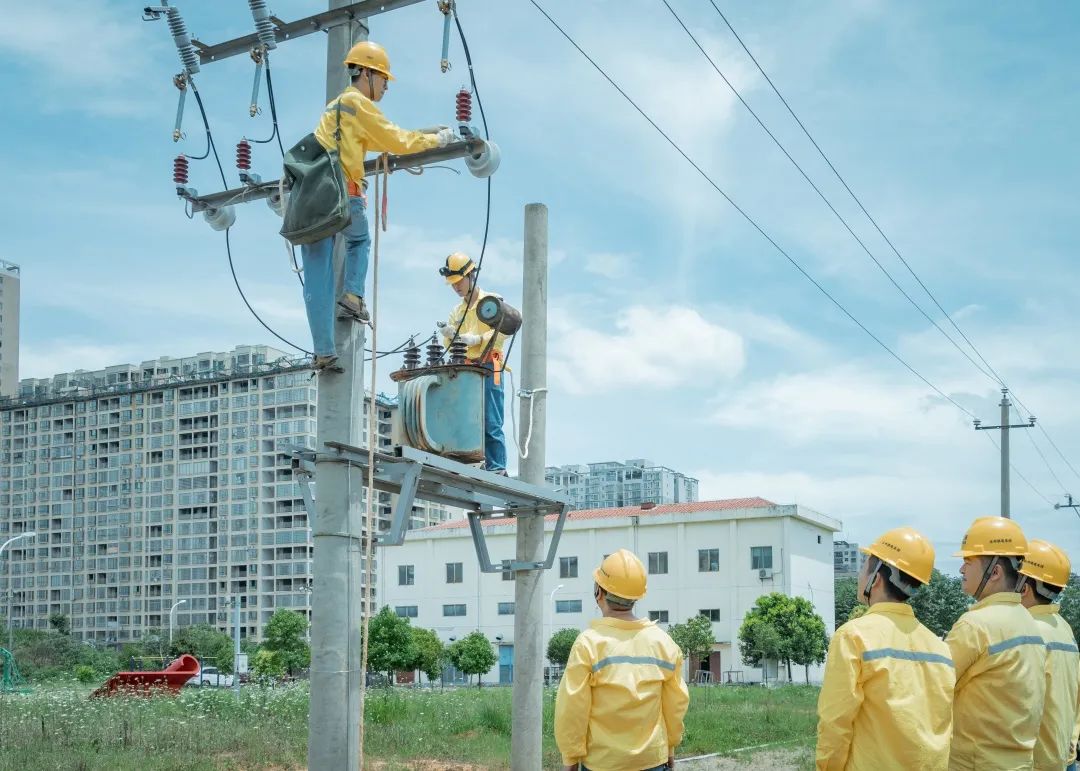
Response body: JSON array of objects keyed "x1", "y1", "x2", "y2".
[
  {"x1": 439, "y1": 252, "x2": 476, "y2": 285},
  {"x1": 593, "y1": 549, "x2": 647, "y2": 601},
  {"x1": 860, "y1": 527, "x2": 935, "y2": 585},
  {"x1": 1019, "y1": 539, "x2": 1070, "y2": 589},
  {"x1": 954, "y1": 516, "x2": 1028, "y2": 558},
  {"x1": 344, "y1": 40, "x2": 394, "y2": 81}
]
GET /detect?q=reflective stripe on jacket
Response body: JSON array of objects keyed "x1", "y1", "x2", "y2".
[
  {"x1": 554, "y1": 617, "x2": 689, "y2": 771},
  {"x1": 1029, "y1": 604, "x2": 1080, "y2": 770},
  {"x1": 946, "y1": 592, "x2": 1048, "y2": 771},
  {"x1": 441, "y1": 288, "x2": 507, "y2": 363},
  {"x1": 314, "y1": 87, "x2": 439, "y2": 185},
  {"x1": 815, "y1": 602, "x2": 954, "y2": 771}
]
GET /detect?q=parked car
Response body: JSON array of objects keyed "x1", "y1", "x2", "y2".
[{"x1": 186, "y1": 665, "x2": 234, "y2": 688}]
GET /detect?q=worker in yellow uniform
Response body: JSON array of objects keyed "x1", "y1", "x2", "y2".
[
  {"x1": 816, "y1": 527, "x2": 955, "y2": 770},
  {"x1": 555, "y1": 549, "x2": 689, "y2": 771},
  {"x1": 302, "y1": 41, "x2": 455, "y2": 369},
  {"x1": 1017, "y1": 539, "x2": 1079, "y2": 771},
  {"x1": 947, "y1": 516, "x2": 1047, "y2": 770},
  {"x1": 439, "y1": 252, "x2": 508, "y2": 474}
]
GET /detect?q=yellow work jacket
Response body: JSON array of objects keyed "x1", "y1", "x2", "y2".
[
  {"x1": 1029, "y1": 604, "x2": 1080, "y2": 771},
  {"x1": 442, "y1": 289, "x2": 508, "y2": 364},
  {"x1": 314, "y1": 86, "x2": 439, "y2": 185},
  {"x1": 815, "y1": 602, "x2": 955, "y2": 771},
  {"x1": 946, "y1": 592, "x2": 1048, "y2": 771},
  {"x1": 554, "y1": 617, "x2": 689, "y2": 771}
]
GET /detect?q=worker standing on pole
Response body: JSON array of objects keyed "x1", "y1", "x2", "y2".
[
  {"x1": 301, "y1": 41, "x2": 455, "y2": 369},
  {"x1": 815, "y1": 527, "x2": 955, "y2": 770},
  {"x1": 554, "y1": 549, "x2": 689, "y2": 771},
  {"x1": 1016, "y1": 539, "x2": 1079, "y2": 771},
  {"x1": 439, "y1": 252, "x2": 508, "y2": 474},
  {"x1": 947, "y1": 516, "x2": 1047, "y2": 770}
]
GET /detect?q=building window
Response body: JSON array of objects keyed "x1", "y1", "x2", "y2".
[
  {"x1": 700, "y1": 608, "x2": 721, "y2": 622},
  {"x1": 443, "y1": 604, "x2": 466, "y2": 617},
  {"x1": 648, "y1": 610, "x2": 669, "y2": 623},
  {"x1": 647, "y1": 551, "x2": 668, "y2": 575},
  {"x1": 698, "y1": 548, "x2": 719, "y2": 572},
  {"x1": 818, "y1": 535, "x2": 822, "y2": 544},
  {"x1": 559, "y1": 556, "x2": 578, "y2": 579},
  {"x1": 497, "y1": 602, "x2": 515, "y2": 615},
  {"x1": 751, "y1": 546, "x2": 773, "y2": 571},
  {"x1": 395, "y1": 605, "x2": 418, "y2": 618},
  {"x1": 398, "y1": 565, "x2": 414, "y2": 586},
  {"x1": 446, "y1": 562, "x2": 463, "y2": 584},
  {"x1": 556, "y1": 599, "x2": 582, "y2": 613}
]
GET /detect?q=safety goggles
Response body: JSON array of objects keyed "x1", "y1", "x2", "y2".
[{"x1": 439, "y1": 261, "x2": 474, "y2": 278}]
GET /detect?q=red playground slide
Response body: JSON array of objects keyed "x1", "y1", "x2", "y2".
[{"x1": 91, "y1": 654, "x2": 200, "y2": 698}]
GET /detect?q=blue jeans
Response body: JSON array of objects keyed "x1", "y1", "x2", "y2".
[
  {"x1": 483, "y1": 363, "x2": 506, "y2": 472},
  {"x1": 300, "y1": 195, "x2": 370, "y2": 356},
  {"x1": 1067, "y1": 763, "x2": 1076, "y2": 771}
]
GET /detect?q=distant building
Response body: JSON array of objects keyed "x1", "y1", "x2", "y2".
[
  {"x1": 0, "y1": 345, "x2": 451, "y2": 647},
  {"x1": 382, "y1": 498, "x2": 841, "y2": 685},
  {"x1": 545, "y1": 459, "x2": 698, "y2": 510},
  {"x1": 834, "y1": 540, "x2": 866, "y2": 578},
  {"x1": 0, "y1": 260, "x2": 19, "y2": 398}
]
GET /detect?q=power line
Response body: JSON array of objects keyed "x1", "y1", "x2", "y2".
[
  {"x1": 662, "y1": 0, "x2": 999, "y2": 386},
  {"x1": 1011, "y1": 404, "x2": 1069, "y2": 495},
  {"x1": 983, "y1": 431, "x2": 1053, "y2": 507},
  {"x1": 707, "y1": 1, "x2": 1080, "y2": 489},
  {"x1": 527, "y1": 0, "x2": 975, "y2": 420}
]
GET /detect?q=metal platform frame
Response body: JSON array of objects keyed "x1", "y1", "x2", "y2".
[{"x1": 292, "y1": 444, "x2": 569, "y2": 573}]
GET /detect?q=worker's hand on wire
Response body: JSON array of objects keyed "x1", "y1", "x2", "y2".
[
  {"x1": 435, "y1": 127, "x2": 457, "y2": 147},
  {"x1": 458, "y1": 332, "x2": 482, "y2": 346}
]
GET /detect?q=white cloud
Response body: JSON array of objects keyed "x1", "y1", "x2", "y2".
[
  {"x1": 19, "y1": 341, "x2": 146, "y2": 380},
  {"x1": 583, "y1": 251, "x2": 629, "y2": 279},
  {"x1": 710, "y1": 364, "x2": 975, "y2": 445},
  {"x1": 550, "y1": 305, "x2": 744, "y2": 395}
]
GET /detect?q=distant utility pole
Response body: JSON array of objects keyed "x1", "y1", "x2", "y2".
[
  {"x1": 1055, "y1": 494, "x2": 1080, "y2": 513},
  {"x1": 974, "y1": 388, "x2": 1035, "y2": 519},
  {"x1": 512, "y1": 203, "x2": 549, "y2": 771}
]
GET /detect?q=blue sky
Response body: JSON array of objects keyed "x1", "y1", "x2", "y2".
[{"x1": 2, "y1": 0, "x2": 1079, "y2": 576}]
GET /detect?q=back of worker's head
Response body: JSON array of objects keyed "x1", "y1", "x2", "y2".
[
  {"x1": 859, "y1": 527, "x2": 934, "y2": 604},
  {"x1": 593, "y1": 549, "x2": 647, "y2": 611},
  {"x1": 1017, "y1": 539, "x2": 1070, "y2": 606}
]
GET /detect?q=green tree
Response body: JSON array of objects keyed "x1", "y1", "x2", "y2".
[
  {"x1": 251, "y1": 648, "x2": 286, "y2": 683},
  {"x1": 738, "y1": 618, "x2": 784, "y2": 683},
  {"x1": 49, "y1": 613, "x2": 71, "y2": 636},
  {"x1": 262, "y1": 610, "x2": 310, "y2": 676},
  {"x1": 789, "y1": 607, "x2": 829, "y2": 683},
  {"x1": 366, "y1": 606, "x2": 414, "y2": 683},
  {"x1": 546, "y1": 628, "x2": 580, "y2": 667},
  {"x1": 1058, "y1": 574, "x2": 1080, "y2": 641},
  {"x1": 668, "y1": 615, "x2": 716, "y2": 672},
  {"x1": 447, "y1": 631, "x2": 497, "y2": 688},
  {"x1": 737, "y1": 592, "x2": 828, "y2": 680},
  {"x1": 408, "y1": 627, "x2": 445, "y2": 685},
  {"x1": 848, "y1": 604, "x2": 869, "y2": 621},
  {"x1": 833, "y1": 577, "x2": 859, "y2": 630},
  {"x1": 168, "y1": 624, "x2": 235, "y2": 673},
  {"x1": 909, "y1": 569, "x2": 971, "y2": 638}
]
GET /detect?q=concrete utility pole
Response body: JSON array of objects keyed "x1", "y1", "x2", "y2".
[
  {"x1": 974, "y1": 388, "x2": 1035, "y2": 519},
  {"x1": 233, "y1": 599, "x2": 242, "y2": 700},
  {"x1": 309, "y1": 5, "x2": 367, "y2": 769},
  {"x1": 512, "y1": 203, "x2": 549, "y2": 770}
]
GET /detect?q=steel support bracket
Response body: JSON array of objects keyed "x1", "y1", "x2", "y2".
[{"x1": 292, "y1": 444, "x2": 569, "y2": 571}]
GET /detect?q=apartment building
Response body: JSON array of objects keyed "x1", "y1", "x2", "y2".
[
  {"x1": 381, "y1": 498, "x2": 840, "y2": 685},
  {"x1": 545, "y1": 459, "x2": 699, "y2": 510},
  {"x1": 0, "y1": 260, "x2": 19, "y2": 398},
  {"x1": 0, "y1": 345, "x2": 450, "y2": 646},
  {"x1": 833, "y1": 540, "x2": 866, "y2": 579}
]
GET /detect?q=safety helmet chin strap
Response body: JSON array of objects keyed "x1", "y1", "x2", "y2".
[
  {"x1": 862, "y1": 561, "x2": 882, "y2": 601},
  {"x1": 974, "y1": 555, "x2": 1023, "y2": 601},
  {"x1": 1015, "y1": 575, "x2": 1063, "y2": 602},
  {"x1": 864, "y1": 559, "x2": 917, "y2": 603}
]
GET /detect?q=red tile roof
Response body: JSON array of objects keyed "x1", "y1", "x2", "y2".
[{"x1": 421, "y1": 497, "x2": 777, "y2": 532}]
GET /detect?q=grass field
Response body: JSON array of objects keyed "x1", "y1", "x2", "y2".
[{"x1": 0, "y1": 683, "x2": 818, "y2": 770}]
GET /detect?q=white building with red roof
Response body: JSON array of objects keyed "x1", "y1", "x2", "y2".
[{"x1": 380, "y1": 497, "x2": 841, "y2": 685}]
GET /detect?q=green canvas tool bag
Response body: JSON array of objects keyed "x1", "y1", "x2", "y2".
[{"x1": 279, "y1": 100, "x2": 351, "y2": 245}]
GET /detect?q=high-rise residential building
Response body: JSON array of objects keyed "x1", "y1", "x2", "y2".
[
  {"x1": 834, "y1": 540, "x2": 865, "y2": 578},
  {"x1": 0, "y1": 260, "x2": 20, "y2": 398},
  {"x1": 0, "y1": 345, "x2": 451, "y2": 647},
  {"x1": 545, "y1": 459, "x2": 699, "y2": 510}
]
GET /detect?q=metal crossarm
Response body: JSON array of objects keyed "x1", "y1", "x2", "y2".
[
  {"x1": 291, "y1": 444, "x2": 569, "y2": 572},
  {"x1": 182, "y1": 139, "x2": 492, "y2": 213}
]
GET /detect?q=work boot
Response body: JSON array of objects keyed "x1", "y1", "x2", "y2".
[
  {"x1": 312, "y1": 354, "x2": 340, "y2": 372},
  {"x1": 337, "y1": 294, "x2": 370, "y2": 322}
]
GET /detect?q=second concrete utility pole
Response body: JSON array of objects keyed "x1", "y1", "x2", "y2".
[{"x1": 974, "y1": 388, "x2": 1035, "y2": 519}]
